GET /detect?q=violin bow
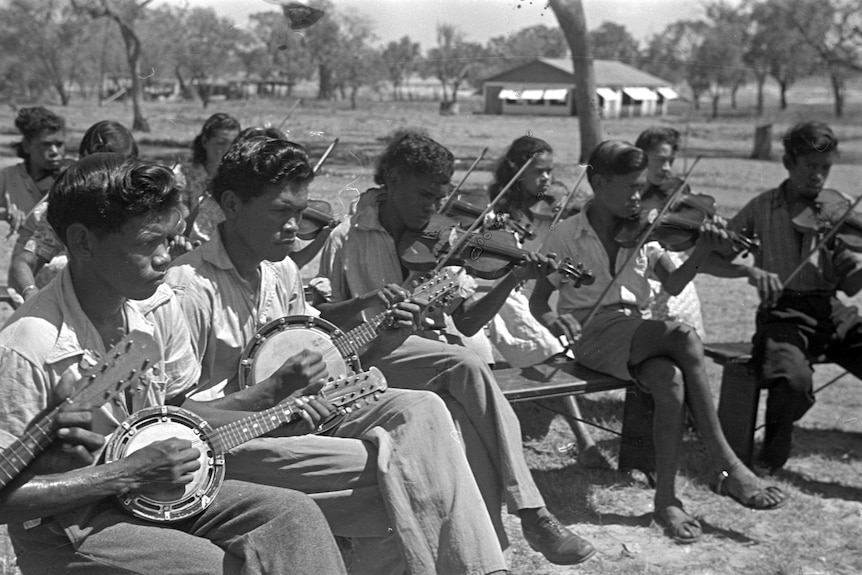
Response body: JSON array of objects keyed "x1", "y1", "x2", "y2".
[
  {"x1": 277, "y1": 99, "x2": 303, "y2": 131},
  {"x1": 578, "y1": 155, "x2": 703, "y2": 335},
  {"x1": 780, "y1": 191, "x2": 862, "y2": 288},
  {"x1": 549, "y1": 164, "x2": 589, "y2": 230},
  {"x1": 437, "y1": 147, "x2": 489, "y2": 215},
  {"x1": 431, "y1": 155, "x2": 536, "y2": 276},
  {"x1": 313, "y1": 138, "x2": 339, "y2": 175}
]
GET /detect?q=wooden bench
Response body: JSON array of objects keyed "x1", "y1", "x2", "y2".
[
  {"x1": 493, "y1": 358, "x2": 655, "y2": 475},
  {"x1": 704, "y1": 341, "x2": 840, "y2": 466}
]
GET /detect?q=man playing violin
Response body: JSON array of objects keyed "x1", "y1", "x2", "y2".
[
  {"x1": 317, "y1": 129, "x2": 597, "y2": 567},
  {"x1": 165, "y1": 136, "x2": 508, "y2": 575},
  {"x1": 0, "y1": 153, "x2": 348, "y2": 575},
  {"x1": 529, "y1": 140, "x2": 788, "y2": 544},
  {"x1": 707, "y1": 121, "x2": 862, "y2": 473}
]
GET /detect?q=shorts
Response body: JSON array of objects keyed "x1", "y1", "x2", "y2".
[{"x1": 575, "y1": 308, "x2": 644, "y2": 382}]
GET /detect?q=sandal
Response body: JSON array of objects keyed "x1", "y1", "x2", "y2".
[
  {"x1": 652, "y1": 502, "x2": 702, "y2": 544},
  {"x1": 715, "y1": 470, "x2": 788, "y2": 510}
]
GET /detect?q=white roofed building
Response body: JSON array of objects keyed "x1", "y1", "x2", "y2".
[{"x1": 482, "y1": 58, "x2": 678, "y2": 118}]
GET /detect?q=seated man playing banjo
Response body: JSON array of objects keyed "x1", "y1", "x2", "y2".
[
  {"x1": 165, "y1": 136, "x2": 508, "y2": 575},
  {"x1": 0, "y1": 153, "x2": 347, "y2": 575}
]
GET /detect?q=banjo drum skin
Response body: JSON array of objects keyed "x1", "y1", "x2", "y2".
[
  {"x1": 107, "y1": 405, "x2": 224, "y2": 523},
  {"x1": 238, "y1": 315, "x2": 361, "y2": 390}
]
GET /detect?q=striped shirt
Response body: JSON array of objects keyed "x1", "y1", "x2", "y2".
[{"x1": 727, "y1": 182, "x2": 861, "y2": 292}]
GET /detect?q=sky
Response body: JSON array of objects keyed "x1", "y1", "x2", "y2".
[{"x1": 165, "y1": 0, "x2": 708, "y2": 48}]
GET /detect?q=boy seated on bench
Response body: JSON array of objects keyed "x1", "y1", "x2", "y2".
[
  {"x1": 707, "y1": 121, "x2": 862, "y2": 473},
  {"x1": 529, "y1": 140, "x2": 787, "y2": 544}
]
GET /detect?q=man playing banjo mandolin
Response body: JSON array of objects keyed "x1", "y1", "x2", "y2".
[
  {"x1": 0, "y1": 153, "x2": 347, "y2": 574},
  {"x1": 165, "y1": 136, "x2": 508, "y2": 575}
]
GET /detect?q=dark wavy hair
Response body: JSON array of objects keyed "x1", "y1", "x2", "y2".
[
  {"x1": 79, "y1": 120, "x2": 138, "y2": 158},
  {"x1": 634, "y1": 127, "x2": 680, "y2": 154},
  {"x1": 192, "y1": 113, "x2": 241, "y2": 166},
  {"x1": 586, "y1": 140, "x2": 648, "y2": 186},
  {"x1": 373, "y1": 129, "x2": 453, "y2": 186},
  {"x1": 13, "y1": 106, "x2": 65, "y2": 159},
  {"x1": 235, "y1": 125, "x2": 288, "y2": 142},
  {"x1": 783, "y1": 121, "x2": 838, "y2": 162},
  {"x1": 488, "y1": 135, "x2": 553, "y2": 214},
  {"x1": 211, "y1": 136, "x2": 314, "y2": 204},
  {"x1": 47, "y1": 153, "x2": 180, "y2": 244}
]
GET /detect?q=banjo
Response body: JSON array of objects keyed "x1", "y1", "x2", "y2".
[
  {"x1": 239, "y1": 270, "x2": 460, "y2": 390},
  {"x1": 105, "y1": 367, "x2": 387, "y2": 522},
  {"x1": 0, "y1": 330, "x2": 159, "y2": 490}
]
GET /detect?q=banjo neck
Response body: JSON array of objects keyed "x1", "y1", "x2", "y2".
[{"x1": 333, "y1": 270, "x2": 459, "y2": 358}]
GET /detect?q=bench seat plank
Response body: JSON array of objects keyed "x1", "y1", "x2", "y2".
[{"x1": 494, "y1": 359, "x2": 632, "y2": 402}]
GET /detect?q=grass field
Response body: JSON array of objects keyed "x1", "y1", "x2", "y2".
[{"x1": 0, "y1": 88, "x2": 861, "y2": 574}]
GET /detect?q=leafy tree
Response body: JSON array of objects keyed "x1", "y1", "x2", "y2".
[
  {"x1": 243, "y1": 10, "x2": 313, "y2": 94},
  {"x1": 485, "y1": 24, "x2": 567, "y2": 68},
  {"x1": 643, "y1": 20, "x2": 711, "y2": 110},
  {"x1": 700, "y1": 1, "x2": 749, "y2": 115},
  {"x1": 381, "y1": 36, "x2": 420, "y2": 101},
  {"x1": 174, "y1": 7, "x2": 245, "y2": 108},
  {"x1": 780, "y1": 0, "x2": 861, "y2": 117},
  {"x1": 589, "y1": 21, "x2": 641, "y2": 65},
  {"x1": 73, "y1": 0, "x2": 155, "y2": 131},
  {"x1": 547, "y1": 0, "x2": 602, "y2": 163},
  {"x1": 303, "y1": 0, "x2": 342, "y2": 100},
  {"x1": 423, "y1": 23, "x2": 487, "y2": 104},
  {"x1": 745, "y1": 0, "x2": 818, "y2": 114},
  {"x1": 1, "y1": 0, "x2": 101, "y2": 104}
]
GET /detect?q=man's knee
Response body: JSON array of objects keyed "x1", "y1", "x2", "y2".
[
  {"x1": 636, "y1": 357, "x2": 684, "y2": 401},
  {"x1": 758, "y1": 338, "x2": 813, "y2": 393}
]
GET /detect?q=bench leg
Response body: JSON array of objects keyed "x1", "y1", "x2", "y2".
[
  {"x1": 716, "y1": 363, "x2": 760, "y2": 466},
  {"x1": 618, "y1": 387, "x2": 656, "y2": 475}
]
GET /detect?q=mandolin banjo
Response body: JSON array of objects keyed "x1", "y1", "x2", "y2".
[
  {"x1": 105, "y1": 367, "x2": 387, "y2": 522},
  {"x1": 239, "y1": 270, "x2": 460, "y2": 390},
  {"x1": 0, "y1": 330, "x2": 159, "y2": 490}
]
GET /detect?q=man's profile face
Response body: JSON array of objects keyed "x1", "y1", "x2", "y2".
[
  {"x1": 785, "y1": 150, "x2": 836, "y2": 200},
  {"x1": 89, "y1": 208, "x2": 181, "y2": 301},
  {"x1": 594, "y1": 169, "x2": 647, "y2": 220},
  {"x1": 644, "y1": 142, "x2": 675, "y2": 187}
]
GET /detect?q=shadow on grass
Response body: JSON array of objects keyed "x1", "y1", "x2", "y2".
[{"x1": 530, "y1": 465, "x2": 761, "y2": 545}]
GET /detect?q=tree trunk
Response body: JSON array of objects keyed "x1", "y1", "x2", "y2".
[
  {"x1": 779, "y1": 79, "x2": 788, "y2": 110},
  {"x1": 755, "y1": 73, "x2": 766, "y2": 116},
  {"x1": 317, "y1": 64, "x2": 333, "y2": 100},
  {"x1": 548, "y1": 0, "x2": 602, "y2": 163},
  {"x1": 350, "y1": 86, "x2": 358, "y2": 110},
  {"x1": 711, "y1": 93, "x2": 720, "y2": 118},
  {"x1": 830, "y1": 72, "x2": 844, "y2": 118},
  {"x1": 751, "y1": 124, "x2": 772, "y2": 160},
  {"x1": 451, "y1": 79, "x2": 461, "y2": 104},
  {"x1": 118, "y1": 24, "x2": 149, "y2": 131}
]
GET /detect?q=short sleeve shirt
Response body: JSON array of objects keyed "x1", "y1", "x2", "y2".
[
  {"x1": 0, "y1": 268, "x2": 200, "y2": 539},
  {"x1": 165, "y1": 226, "x2": 313, "y2": 400},
  {"x1": 540, "y1": 209, "x2": 662, "y2": 321},
  {"x1": 319, "y1": 188, "x2": 476, "y2": 325},
  {"x1": 727, "y1": 182, "x2": 862, "y2": 292}
]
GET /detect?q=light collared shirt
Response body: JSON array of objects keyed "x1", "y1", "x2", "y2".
[
  {"x1": 319, "y1": 188, "x2": 475, "y2": 325},
  {"x1": 541, "y1": 209, "x2": 662, "y2": 322},
  {"x1": 727, "y1": 181, "x2": 862, "y2": 292},
  {"x1": 0, "y1": 267, "x2": 199, "y2": 541},
  {"x1": 165, "y1": 225, "x2": 313, "y2": 401}
]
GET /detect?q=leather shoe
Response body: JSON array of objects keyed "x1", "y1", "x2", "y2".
[{"x1": 522, "y1": 512, "x2": 596, "y2": 565}]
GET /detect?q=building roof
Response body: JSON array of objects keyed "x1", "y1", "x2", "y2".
[{"x1": 483, "y1": 58, "x2": 671, "y2": 88}]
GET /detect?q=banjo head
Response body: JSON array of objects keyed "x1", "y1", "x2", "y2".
[
  {"x1": 106, "y1": 406, "x2": 225, "y2": 522},
  {"x1": 238, "y1": 315, "x2": 361, "y2": 390}
]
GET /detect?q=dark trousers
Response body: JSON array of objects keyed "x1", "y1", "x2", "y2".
[{"x1": 752, "y1": 292, "x2": 862, "y2": 468}]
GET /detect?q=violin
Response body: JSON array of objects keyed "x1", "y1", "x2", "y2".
[
  {"x1": 298, "y1": 199, "x2": 339, "y2": 240},
  {"x1": 615, "y1": 179, "x2": 758, "y2": 255},
  {"x1": 398, "y1": 214, "x2": 594, "y2": 286},
  {"x1": 439, "y1": 190, "x2": 538, "y2": 241},
  {"x1": 791, "y1": 188, "x2": 862, "y2": 252}
]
